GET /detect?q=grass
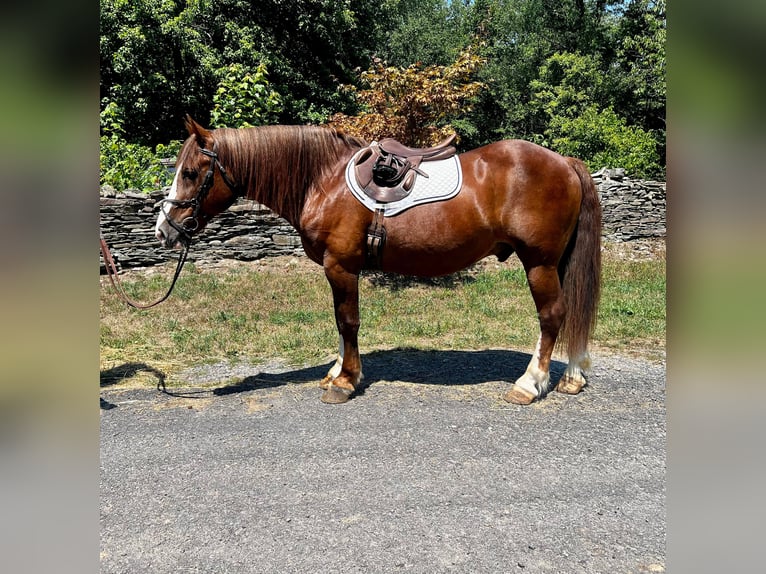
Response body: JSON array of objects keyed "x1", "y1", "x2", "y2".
[
  {"x1": 596, "y1": 258, "x2": 666, "y2": 356},
  {"x1": 100, "y1": 243, "x2": 665, "y2": 385}
]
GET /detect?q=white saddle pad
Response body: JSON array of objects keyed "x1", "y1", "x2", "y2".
[{"x1": 345, "y1": 148, "x2": 463, "y2": 216}]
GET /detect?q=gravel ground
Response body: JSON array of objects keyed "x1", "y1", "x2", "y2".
[{"x1": 100, "y1": 349, "x2": 665, "y2": 573}]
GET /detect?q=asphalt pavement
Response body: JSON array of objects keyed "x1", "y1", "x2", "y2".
[{"x1": 100, "y1": 349, "x2": 665, "y2": 573}]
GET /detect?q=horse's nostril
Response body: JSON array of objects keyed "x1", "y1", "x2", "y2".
[{"x1": 156, "y1": 228, "x2": 166, "y2": 243}]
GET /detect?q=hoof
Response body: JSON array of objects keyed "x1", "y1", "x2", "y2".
[
  {"x1": 319, "y1": 374, "x2": 333, "y2": 390},
  {"x1": 555, "y1": 374, "x2": 585, "y2": 395},
  {"x1": 320, "y1": 384, "x2": 354, "y2": 404},
  {"x1": 503, "y1": 385, "x2": 537, "y2": 405}
]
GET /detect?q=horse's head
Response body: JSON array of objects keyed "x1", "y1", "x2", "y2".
[{"x1": 155, "y1": 116, "x2": 242, "y2": 249}]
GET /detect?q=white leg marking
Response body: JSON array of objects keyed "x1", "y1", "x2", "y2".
[
  {"x1": 327, "y1": 335, "x2": 344, "y2": 379},
  {"x1": 155, "y1": 163, "x2": 181, "y2": 238},
  {"x1": 513, "y1": 335, "x2": 550, "y2": 397},
  {"x1": 563, "y1": 351, "x2": 590, "y2": 387}
]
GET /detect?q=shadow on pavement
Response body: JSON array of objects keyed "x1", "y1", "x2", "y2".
[
  {"x1": 100, "y1": 362, "x2": 169, "y2": 408},
  {"x1": 213, "y1": 348, "x2": 567, "y2": 397}
]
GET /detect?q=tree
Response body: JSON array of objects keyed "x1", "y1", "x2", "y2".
[
  {"x1": 100, "y1": 0, "x2": 219, "y2": 145},
  {"x1": 100, "y1": 0, "x2": 398, "y2": 145},
  {"x1": 328, "y1": 47, "x2": 486, "y2": 146},
  {"x1": 547, "y1": 105, "x2": 660, "y2": 176},
  {"x1": 382, "y1": 0, "x2": 473, "y2": 67},
  {"x1": 612, "y1": 0, "x2": 666, "y2": 163},
  {"x1": 205, "y1": 0, "x2": 396, "y2": 125},
  {"x1": 530, "y1": 51, "x2": 660, "y2": 176},
  {"x1": 99, "y1": 100, "x2": 177, "y2": 191},
  {"x1": 210, "y1": 63, "x2": 282, "y2": 128},
  {"x1": 100, "y1": 0, "x2": 666, "y2": 177}
]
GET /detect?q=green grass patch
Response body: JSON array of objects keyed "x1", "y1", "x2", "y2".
[
  {"x1": 596, "y1": 258, "x2": 666, "y2": 355},
  {"x1": 101, "y1": 249, "x2": 665, "y2": 384}
]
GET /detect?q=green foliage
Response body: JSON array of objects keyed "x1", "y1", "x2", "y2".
[
  {"x1": 614, "y1": 0, "x2": 666, "y2": 125},
  {"x1": 99, "y1": 0, "x2": 666, "y2": 174},
  {"x1": 100, "y1": 0, "x2": 397, "y2": 144},
  {"x1": 210, "y1": 63, "x2": 282, "y2": 128},
  {"x1": 100, "y1": 99, "x2": 180, "y2": 191},
  {"x1": 613, "y1": 0, "x2": 666, "y2": 164},
  {"x1": 154, "y1": 140, "x2": 183, "y2": 163},
  {"x1": 530, "y1": 52, "x2": 606, "y2": 119},
  {"x1": 100, "y1": 135, "x2": 169, "y2": 192},
  {"x1": 100, "y1": 99, "x2": 124, "y2": 138},
  {"x1": 383, "y1": 0, "x2": 472, "y2": 66},
  {"x1": 100, "y1": 0, "x2": 219, "y2": 145},
  {"x1": 547, "y1": 105, "x2": 661, "y2": 177},
  {"x1": 531, "y1": 52, "x2": 662, "y2": 177}
]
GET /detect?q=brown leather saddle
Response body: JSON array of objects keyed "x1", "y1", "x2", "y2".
[{"x1": 353, "y1": 134, "x2": 457, "y2": 203}]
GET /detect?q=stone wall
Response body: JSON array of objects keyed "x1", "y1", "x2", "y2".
[
  {"x1": 591, "y1": 168, "x2": 666, "y2": 241},
  {"x1": 99, "y1": 190, "x2": 304, "y2": 272},
  {"x1": 99, "y1": 170, "x2": 665, "y2": 271}
]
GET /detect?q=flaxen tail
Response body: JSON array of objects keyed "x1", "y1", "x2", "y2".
[{"x1": 559, "y1": 158, "x2": 602, "y2": 362}]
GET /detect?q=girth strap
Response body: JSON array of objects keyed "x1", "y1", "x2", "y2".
[{"x1": 365, "y1": 208, "x2": 387, "y2": 269}]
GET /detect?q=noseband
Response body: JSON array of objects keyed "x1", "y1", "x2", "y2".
[{"x1": 161, "y1": 144, "x2": 243, "y2": 243}]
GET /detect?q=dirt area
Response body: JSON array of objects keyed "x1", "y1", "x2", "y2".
[{"x1": 601, "y1": 237, "x2": 666, "y2": 261}]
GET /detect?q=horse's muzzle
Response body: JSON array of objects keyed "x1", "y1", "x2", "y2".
[{"x1": 155, "y1": 223, "x2": 187, "y2": 250}]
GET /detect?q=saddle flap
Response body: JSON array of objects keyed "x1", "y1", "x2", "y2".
[
  {"x1": 353, "y1": 146, "x2": 376, "y2": 189},
  {"x1": 368, "y1": 171, "x2": 417, "y2": 203}
]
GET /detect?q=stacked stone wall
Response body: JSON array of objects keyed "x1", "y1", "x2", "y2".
[
  {"x1": 99, "y1": 169, "x2": 665, "y2": 271},
  {"x1": 591, "y1": 168, "x2": 666, "y2": 241}
]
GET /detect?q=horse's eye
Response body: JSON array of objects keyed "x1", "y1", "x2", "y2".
[{"x1": 182, "y1": 168, "x2": 198, "y2": 180}]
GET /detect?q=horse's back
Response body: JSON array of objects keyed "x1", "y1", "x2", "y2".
[
  {"x1": 460, "y1": 139, "x2": 582, "y2": 244},
  {"x1": 369, "y1": 140, "x2": 582, "y2": 275},
  {"x1": 461, "y1": 138, "x2": 579, "y2": 190}
]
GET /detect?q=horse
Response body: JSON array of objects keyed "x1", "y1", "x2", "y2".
[{"x1": 155, "y1": 116, "x2": 601, "y2": 405}]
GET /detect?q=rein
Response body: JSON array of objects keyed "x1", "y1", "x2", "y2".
[
  {"x1": 101, "y1": 143, "x2": 241, "y2": 309},
  {"x1": 100, "y1": 234, "x2": 189, "y2": 309}
]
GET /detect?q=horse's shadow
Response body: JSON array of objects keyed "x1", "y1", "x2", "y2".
[
  {"x1": 99, "y1": 350, "x2": 568, "y2": 404},
  {"x1": 213, "y1": 348, "x2": 567, "y2": 397}
]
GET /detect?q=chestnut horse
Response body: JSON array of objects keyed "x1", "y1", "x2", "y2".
[{"x1": 155, "y1": 117, "x2": 601, "y2": 405}]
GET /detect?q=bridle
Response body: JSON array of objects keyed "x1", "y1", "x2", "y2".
[
  {"x1": 161, "y1": 143, "x2": 243, "y2": 244},
  {"x1": 101, "y1": 143, "x2": 242, "y2": 309}
]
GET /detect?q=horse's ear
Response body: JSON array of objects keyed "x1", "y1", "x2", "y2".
[{"x1": 184, "y1": 114, "x2": 211, "y2": 147}]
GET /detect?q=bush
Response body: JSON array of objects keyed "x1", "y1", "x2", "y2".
[
  {"x1": 548, "y1": 105, "x2": 661, "y2": 178},
  {"x1": 328, "y1": 47, "x2": 486, "y2": 146},
  {"x1": 530, "y1": 52, "x2": 663, "y2": 178},
  {"x1": 210, "y1": 63, "x2": 282, "y2": 128},
  {"x1": 100, "y1": 99, "x2": 181, "y2": 192},
  {"x1": 99, "y1": 135, "x2": 174, "y2": 192}
]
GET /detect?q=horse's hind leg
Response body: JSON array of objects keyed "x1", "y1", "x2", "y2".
[
  {"x1": 321, "y1": 261, "x2": 363, "y2": 404},
  {"x1": 504, "y1": 264, "x2": 565, "y2": 405},
  {"x1": 556, "y1": 352, "x2": 591, "y2": 394}
]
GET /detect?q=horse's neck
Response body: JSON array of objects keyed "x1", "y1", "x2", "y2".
[{"x1": 237, "y1": 128, "x2": 355, "y2": 228}]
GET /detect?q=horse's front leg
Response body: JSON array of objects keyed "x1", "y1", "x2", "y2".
[
  {"x1": 319, "y1": 335, "x2": 345, "y2": 391},
  {"x1": 320, "y1": 261, "x2": 363, "y2": 404}
]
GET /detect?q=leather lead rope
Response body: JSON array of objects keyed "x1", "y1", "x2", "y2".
[{"x1": 100, "y1": 235, "x2": 189, "y2": 309}]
